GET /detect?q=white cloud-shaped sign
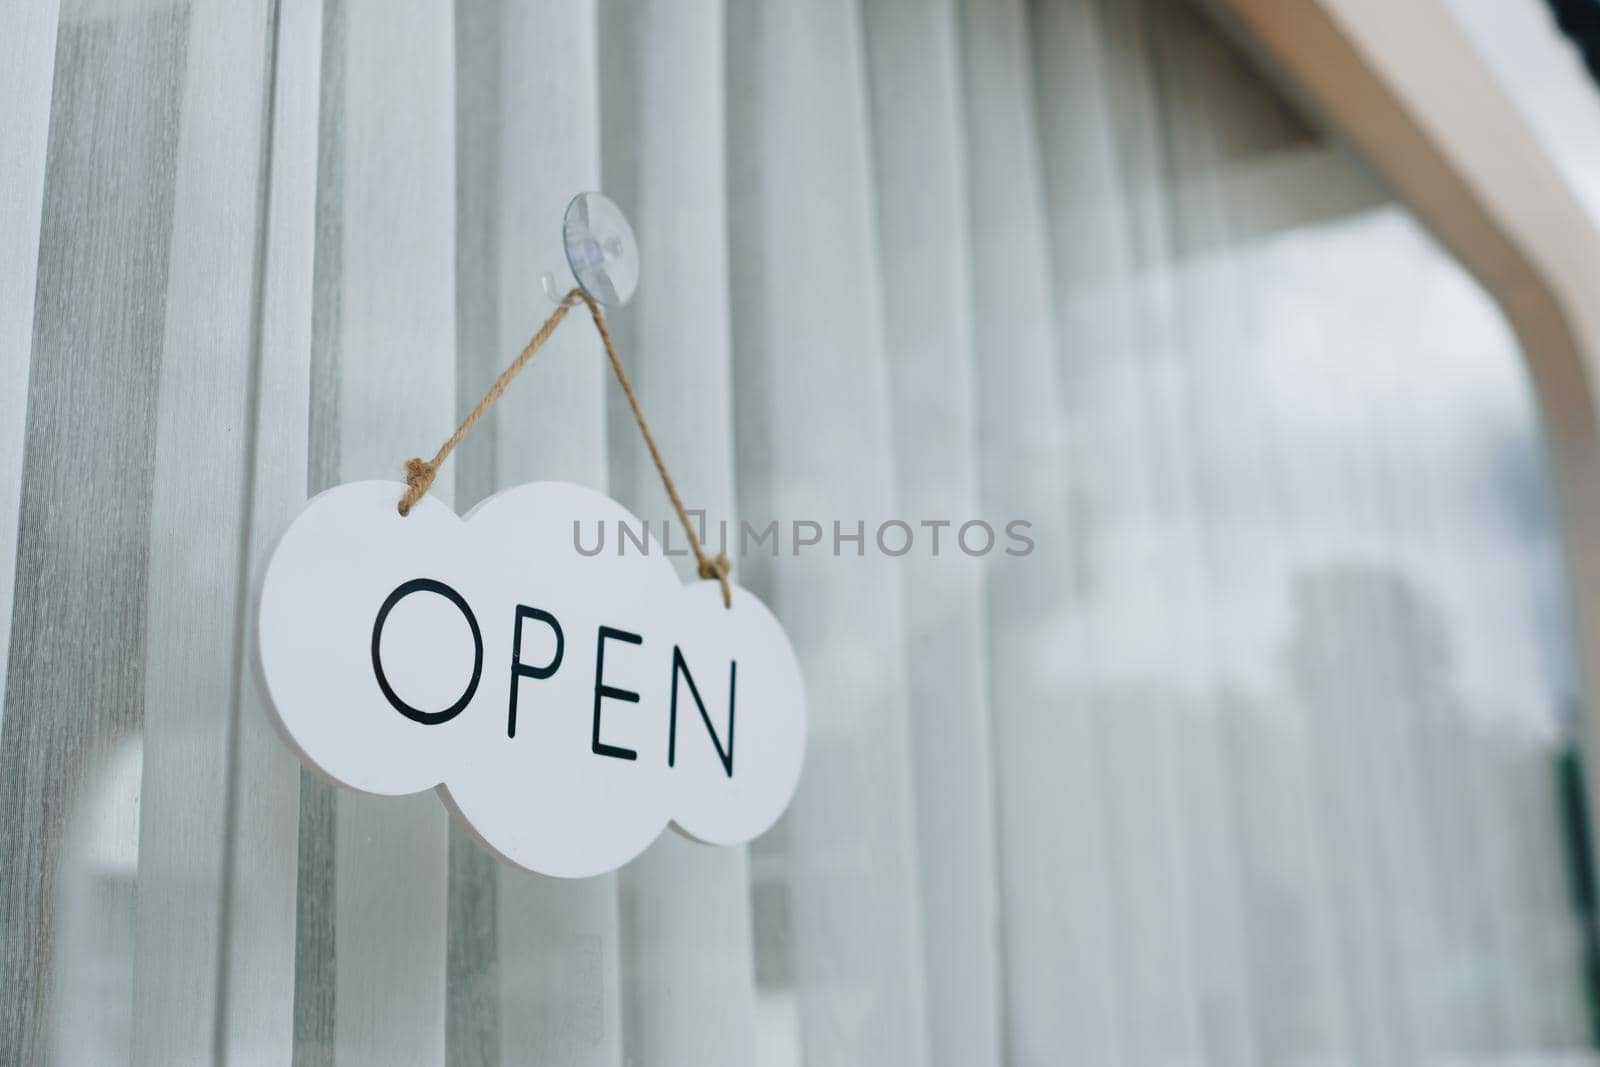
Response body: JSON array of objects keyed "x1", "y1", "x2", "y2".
[{"x1": 257, "y1": 480, "x2": 806, "y2": 878}]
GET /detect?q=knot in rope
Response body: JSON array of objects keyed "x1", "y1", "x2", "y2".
[
  {"x1": 398, "y1": 458, "x2": 437, "y2": 516},
  {"x1": 699, "y1": 552, "x2": 734, "y2": 607}
]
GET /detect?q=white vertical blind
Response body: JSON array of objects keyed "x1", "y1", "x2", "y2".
[
  {"x1": 218, "y1": 2, "x2": 321, "y2": 1061},
  {"x1": 454, "y1": 4, "x2": 624, "y2": 1064},
  {"x1": 4, "y1": 3, "x2": 190, "y2": 1061},
  {"x1": 0, "y1": 0, "x2": 58, "y2": 723},
  {"x1": 956, "y1": 0, "x2": 1131, "y2": 1063},
  {"x1": 859, "y1": 2, "x2": 1003, "y2": 1065},
  {"x1": 329, "y1": 1, "x2": 456, "y2": 1061},
  {"x1": 1084, "y1": 4, "x2": 1215, "y2": 1060},
  {"x1": 726, "y1": 1, "x2": 931, "y2": 1062},
  {"x1": 133, "y1": 3, "x2": 273, "y2": 1061},
  {"x1": 2, "y1": 1, "x2": 1597, "y2": 1066},
  {"x1": 599, "y1": 2, "x2": 760, "y2": 1065}
]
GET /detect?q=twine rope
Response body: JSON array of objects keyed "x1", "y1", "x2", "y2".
[{"x1": 397, "y1": 287, "x2": 734, "y2": 608}]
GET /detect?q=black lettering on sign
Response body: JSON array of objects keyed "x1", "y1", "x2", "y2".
[
  {"x1": 592, "y1": 626, "x2": 641, "y2": 761},
  {"x1": 668, "y1": 647, "x2": 736, "y2": 778},
  {"x1": 369, "y1": 594, "x2": 753, "y2": 782},
  {"x1": 507, "y1": 605, "x2": 564, "y2": 738},
  {"x1": 371, "y1": 578, "x2": 483, "y2": 725}
]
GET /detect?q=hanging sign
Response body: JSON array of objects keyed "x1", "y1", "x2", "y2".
[{"x1": 256, "y1": 479, "x2": 807, "y2": 878}]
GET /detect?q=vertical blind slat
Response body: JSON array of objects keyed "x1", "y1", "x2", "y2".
[
  {"x1": 220, "y1": 0, "x2": 322, "y2": 1060},
  {"x1": 446, "y1": 6, "x2": 508, "y2": 1052},
  {"x1": 1364, "y1": 235, "x2": 1478, "y2": 1063},
  {"x1": 956, "y1": 0, "x2": 1129, "y2": 1062},
  {"x1": 132, "y1": 2, "x2": 274, "y2": 1062},
  {"x1": 0, "y1": 0, "x2": 58, "y2": 731},
  {"x1": 1228, "y1": 151, "x2": 1374, "y2": 1062},
  {"x1": 727, "y1": 1, "x2": 932, "y2": 1062},
  {"x1": 329, "y1": 1, "x2": 457, "y2": 1060},
  {"x1": 1145, "y1": 12, "x2": 1286, "y2": 1062},
  {"x1": 1085, "y1": 5, "x2": 1221, "y2": 1063},
  {"x1": 1, "y1": 7, "x2": 190, "y2": 1061},
  {"x1": 599, "y1": 2, "x2": 760, "y2": 1064},
  {"x1": 858, "y1": 2, "x2": 1003, "y2": 1065},
  {"x1": 461, "y1": 6, "x2": 627, "y2": 1064}
]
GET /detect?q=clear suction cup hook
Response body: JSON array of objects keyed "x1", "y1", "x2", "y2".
[{"x1": 539, "y1": 192, "x2": 639, "y2": 308}]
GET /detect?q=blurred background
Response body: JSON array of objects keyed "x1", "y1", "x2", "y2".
[{"x1": 5, "y1": 0, "x2": 1600, "y2": 1064}]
